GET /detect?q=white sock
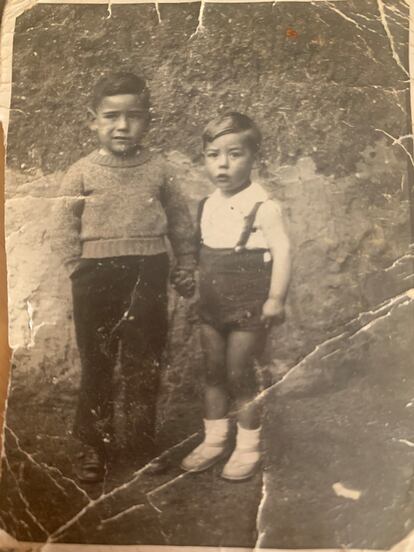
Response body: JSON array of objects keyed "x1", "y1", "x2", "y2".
[
  {"x1": 235, "y1": 423, "x2": 261, "y2": 451},
  {"x1": 204, "y1": 418, "x2": 229, "y2": 446}
]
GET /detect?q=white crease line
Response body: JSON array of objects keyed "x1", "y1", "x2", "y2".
[
  {"x1": 190, "y1": 0, "x2": 206, "y2": 38},
  {"x1": 377, "y1": 0, "x2": 410, "y2": 77},
  {"x1": 383, "y1": 253, "x2": 414, "y2": 272},
  {"x1": 154, "y1": 0, "x2": 162, "y2": 22},
  {"x1": 376, "y1": 129, "x2": 414, "y2": 168},
  {"x1": 396, "y1": 438, "x2": 414, "y2": 448},
  {"x1": 325, "y1": 2, "x2": 377, "y2": 34},
  {"x1": 99, "y1": 503, "x2": 146, "y2": 526},
  {"x1": 2, "y1": 455, "x2": 50, "y2": 537},
  {"x1": 146, "y1": 472, "x2": 191, "y2": 498},
  {"x1": 254, "y1": 291, "x2": 413, "y2": 404},
  {"x1": 46, "y1": 432, "x2": 198, "y2": 542},
  {"x1": 254, "y1": 471, "x2": 268, "y2": 550},
  {"x1": 6, "y1": 427, "x2": 90, "y2": 499}
]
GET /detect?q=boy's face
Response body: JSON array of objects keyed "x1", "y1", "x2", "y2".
[
  {"x1": 204, "y1": 132, "x2": 255, "y2": 196},
  {"x1": 90, "y1": 94, "x2": 149, "y2": 156}
]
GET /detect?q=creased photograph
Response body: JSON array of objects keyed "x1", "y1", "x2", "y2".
[{"x1": 0, "y1": 0, "x2": 413, "y2": 550}]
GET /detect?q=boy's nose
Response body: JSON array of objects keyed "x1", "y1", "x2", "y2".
[
  {"x1": 218, "y1": 154, "x2": 229, "y2": 168},
  {"x1": 116, "y1": 115, "x2": 129, "y2": 130}
]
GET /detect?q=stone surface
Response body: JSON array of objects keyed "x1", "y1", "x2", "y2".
[
  {"x1": 1, "y1": 0, "x2": 414, "y2": 549},
  {"x1": 258, "y1": 296, "x2": 414, "y2": 550}
]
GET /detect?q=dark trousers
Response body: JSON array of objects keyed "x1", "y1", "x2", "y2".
[{"x1": 70, "y1": 254, "x2": 169, "y2": 450}]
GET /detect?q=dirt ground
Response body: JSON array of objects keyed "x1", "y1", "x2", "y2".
[{"x1": 1, "y1": 284, "x2": 414, "y2": 549}]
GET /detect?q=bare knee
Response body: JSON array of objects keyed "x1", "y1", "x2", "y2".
[
  {"x1": 201, "y1": 323, "x2": 227, "y2": 387},
  {"x1": 205, "y1": 355, "x2": 226, "y2": 386}
]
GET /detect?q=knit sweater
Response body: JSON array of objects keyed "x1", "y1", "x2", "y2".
[{"x1": 59, "y1": 149, "x2": 195, "y2": 268}]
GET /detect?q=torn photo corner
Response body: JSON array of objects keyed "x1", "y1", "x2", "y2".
[{"x1": 0, "y1": 0, "x2": 414, "y2": 550}]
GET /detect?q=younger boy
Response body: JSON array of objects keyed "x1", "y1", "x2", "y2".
[
  {"x1": 181, "y1": 112, "x2": 291, "y2": 480},
  {"x1": 60, "y1": 72, "x2": 195, "y2": 483}
]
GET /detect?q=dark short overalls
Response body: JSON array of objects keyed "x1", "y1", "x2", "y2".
[{"x1": 197, "y1": 200, "x2": 272, "y2": 333}]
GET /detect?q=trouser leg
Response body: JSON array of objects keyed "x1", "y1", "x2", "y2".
[
  {"x1": 119, "y1": 254, "x2": 169, "y2": 453},
  {"x1": 71, "y1": 260, "x2": 122, "y2": 449}
]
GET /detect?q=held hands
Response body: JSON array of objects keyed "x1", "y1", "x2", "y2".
[
  {"x1": 261, "y1": 296, "x2": 285, "y2": 328},
  {"x1": 170, "y1": 266, "x2": 196, "y2": 298}
]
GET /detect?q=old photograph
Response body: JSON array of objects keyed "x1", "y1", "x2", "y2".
[{"x1": 0, "y1": 0, "x2": 413, "y2": 549}]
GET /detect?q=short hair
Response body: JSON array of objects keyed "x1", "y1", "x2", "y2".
[
  {"x1": 202, "y1": 112, "x2": 262, "y2": 152},
  {"x1": 91, "y1": 72, "x2": 150, "y2": 111}
]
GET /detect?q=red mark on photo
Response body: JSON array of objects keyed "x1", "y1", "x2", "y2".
[{"x1": 286, "y1": 28, "x2": 299, "y2": 39}]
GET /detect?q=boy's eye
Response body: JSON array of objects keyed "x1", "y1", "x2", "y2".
[
  {"x1": 101, "y1": 111, "x2": 146, "y2": 120},
  {"x1": 229, "y1": 151, "x2": 243, "y2": 158},
  {"x1": 206, "y1": 151, "x2": 219, "y2": 158}
]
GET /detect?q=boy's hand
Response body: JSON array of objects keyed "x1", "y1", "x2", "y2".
[
  {"x1": 170, "y1": 267, "x2": 196, "y2": 298},
  {"x1": 261, "y1": 297, "x2": 285, "y2": 328}
]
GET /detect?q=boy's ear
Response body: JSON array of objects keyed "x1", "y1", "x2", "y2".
[{"x1": 87, "y1": 107, "x2": 97, "y2": 130}]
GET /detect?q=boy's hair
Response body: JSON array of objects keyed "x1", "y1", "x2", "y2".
[
  {"x1": 202, "y1": 112, "x2": 262, "y2": 152},
  {"x1": 91, "y1": 72, "x2": 150, "y2": 111}
]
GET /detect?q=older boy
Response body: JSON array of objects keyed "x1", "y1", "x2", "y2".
[{"x1": 60, "y1": 72, "x2": 195, "y2": 482}]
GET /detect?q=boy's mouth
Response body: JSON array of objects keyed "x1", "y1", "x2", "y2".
[
  {"x1": 113, "y1": 137, "x2": 132, "y2": 142},
  {"x1": 216, "y1": 174, "x2": 230, "y2": 181}
]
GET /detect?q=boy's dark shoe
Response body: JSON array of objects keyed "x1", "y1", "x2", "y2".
[{"x1": 76, "y1": 444, "x2": 106, "y2": 483}]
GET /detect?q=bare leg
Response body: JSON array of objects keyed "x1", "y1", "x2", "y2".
[
  {"x1": 181, "y1": 323, "x2": 230, "y2": 472},
  {"x1": 201, "y1": 323, "x2": 228, "y2": 419},
  {"x1": 226, "y1": 330, "x2": 265, "y2": 429}
]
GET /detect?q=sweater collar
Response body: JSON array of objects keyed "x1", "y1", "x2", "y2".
[{"x1": 88, "y1": 148, "x2": 151, "y2": 168}]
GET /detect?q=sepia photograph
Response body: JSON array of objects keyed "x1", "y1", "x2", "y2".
[{"x1": 0, "y1": 0, "x2": 413, "y2": 549}]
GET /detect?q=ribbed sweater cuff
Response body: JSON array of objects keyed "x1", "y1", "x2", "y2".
[
  {"x1": 175, "y1": 253, "x2": 197, "y2": 268},
  {"x1": 81, "y1": 237, "x2": 167, "y2": 259}
]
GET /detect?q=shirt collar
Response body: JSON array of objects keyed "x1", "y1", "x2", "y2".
[{"x1": 212, "y1": 182, "x2": 266, "y2": 206}]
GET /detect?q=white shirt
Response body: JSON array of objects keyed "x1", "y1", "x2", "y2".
[{"x1": 201, "y1": 182, "x2": 277, "y2": 249}]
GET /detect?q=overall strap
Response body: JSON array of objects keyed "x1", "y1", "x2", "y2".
[{"x1": 234, "y1": 201, "x2": 264, "y2": 252}]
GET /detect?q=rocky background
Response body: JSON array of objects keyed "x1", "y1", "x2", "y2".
[{"x1": 1, "y1": 1, "x2": 414, "y2": 549}]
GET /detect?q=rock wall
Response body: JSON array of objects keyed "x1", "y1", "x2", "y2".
[{"x1": 5, "y1": 1, "x2": 413, "y2": 403}]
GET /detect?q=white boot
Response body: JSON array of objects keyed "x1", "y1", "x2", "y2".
[
  {"x1": 221, "y1": 423, "x2": 261, "y2": 481},
  {"x1": 181, "y1": 418, "x2": 229, "y2": 472}
]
